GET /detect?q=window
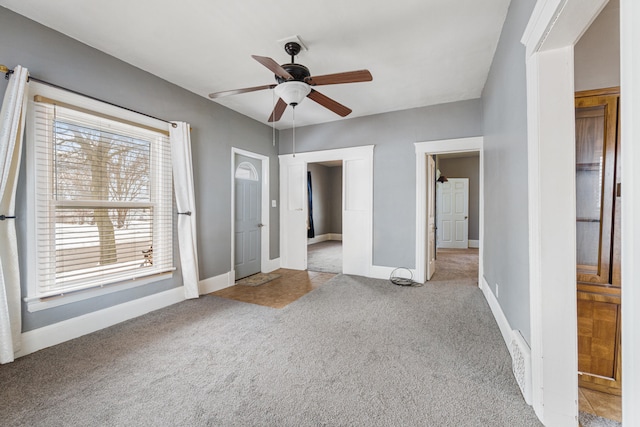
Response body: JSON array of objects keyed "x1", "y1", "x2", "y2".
[
  {"x1": 235, "y1": 162, "x2": 259, "y2": 181},
  {"x1": 26, "y1": 83, "x2": 173, "y2": 304}
]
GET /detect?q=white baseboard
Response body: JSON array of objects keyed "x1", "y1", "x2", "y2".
[
  {"x1": 469, "y1": 240, "x2": 480, "y2": 248},
  {"x1": 479, "y1": 276, "x2": 532, "y2": 405},
  {"x1": 17, "y1": 286, "x2": 185, "y2": 359},
  {"x1": 262, "y1": 257, "x2": 281, "y2": 273},
  {"x1": 480, "y1": 276, "x2": 512, "y2": 348},
  {"x1": 198, "y1": 271, "x2": 234, "y2": 294},
  {"x1": 307, "y1": 233, "x2": 343, "y2": 245},
  {"x1": 368, "y1": 265, "x2": 416, "y2": 281}
]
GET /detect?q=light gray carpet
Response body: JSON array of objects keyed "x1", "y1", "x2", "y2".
[
  {"x1": 0, "y1": 275, "x2": 540, "y2": 426},
  {"x1": 307, "y1": 240, "x2": 342, "y2": 273}
]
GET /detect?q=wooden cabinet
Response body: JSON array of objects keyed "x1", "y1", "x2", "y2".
[{"x1": 575, "y1": 87, "x2": 621, "y2": 395}]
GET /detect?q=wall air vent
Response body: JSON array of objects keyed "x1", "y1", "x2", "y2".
[{"x1": 510, "y1": 329, "x2": 532, "y2": 405}]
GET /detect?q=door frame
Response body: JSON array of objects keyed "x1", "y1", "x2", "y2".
[
  {"x1": 426, "y1": 155, "x2": 436, "y2": 280},
  {"x1": 522, "y1": 0, "x2": 639, "y2": 424},
  {"x1": 415, "y1": 137, "x2": 484, "y2": 284},
  {"x1": 279, "y1": 145, "x2": 374, "y2": 276},
  {"x1": 231, "y1": 148, "x2": 271, "y2": 280}
]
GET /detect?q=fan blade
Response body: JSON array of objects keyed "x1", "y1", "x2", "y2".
[
  {"x1": 268, "y1": 98, "x2": 288, "y2": 122},
  {"x1": 307, "y1": 89, "x2": 352, "y2": 117},
  {"x1": 252, "y1": 55, "x2": 294, "y2": 80},
  {"x1": 209, "y1": 84, "x2": 276, "y2": 99},
  {"x1": 305, "y1": 70, "x2": 372, "y2": 86}
]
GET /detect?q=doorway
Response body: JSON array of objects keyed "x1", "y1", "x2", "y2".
[
  {"x1": 573, "y1": 1, "x2": 622, "y2": 423},
  {"x1": 279, "y1": 145, "x2": 373, "y2": 276},
  {"x1": 306, "y1": 161, "x2": 343, "y2": 274},
  {"x1": 521, "y1": 0, "x2": 638, "y2": 424},
  {"x1": 414, "y1": 137, "x2": 484, "y2": 284}
]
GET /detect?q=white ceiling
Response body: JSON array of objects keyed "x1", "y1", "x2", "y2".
[{"x1": 0, "y1": 0, "x2": 511, "y2": 129}]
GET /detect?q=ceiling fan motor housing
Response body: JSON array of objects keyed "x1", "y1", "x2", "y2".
[{"x1": 275, "y1": 63, "x2": 310, "y2": 84}]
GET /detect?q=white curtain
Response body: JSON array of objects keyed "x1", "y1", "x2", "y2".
[
  {"x1": 170, "y1": 122, "x2": 200, "y2": 299},
  {"x1": 0, "y1": 66, "x2": 29, "y2": 364}
]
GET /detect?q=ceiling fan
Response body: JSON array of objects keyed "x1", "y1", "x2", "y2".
[{"x1": 208, "y1": 42, "x2": 373, "y2": 122}]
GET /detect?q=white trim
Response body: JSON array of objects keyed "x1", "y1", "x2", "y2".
[
  {"x1": 414, "y1": 137, "x2": 484, "y2": 284},
  {"x1": 231, "y1": 148, "x2": 271, "y2": 277},
  {"x1": 25, "y1": 82, "x2": 174, "y2": 302},
  {"x1": 480, "y1": 276, "x2": 512, "y2": 352},
  {"x1": 307, "y1": 233, "x2": 343, "y2": 245},
  {"x1": 481, "y1": 275, "x2": 532, "y2": 405},
  {"x1": 468, "y1": 240, "x2": 479, "y2": 249},
  {"x1": 279, "y1": 145, "x2": 373, "y2": 277},
  {"x1": 16, "y1": 286, "x2": 185, "y2": 359},
  {"x1": 25, "y1": 272, "x2": 174, "y2": 312},
  {"x1": 621, "y1": 0, "x2": 640, "y2": 423},
  {"x1": 369, "y1": 265, "x2": 416, "y2": 281},
  {"x1": 198, "y1": 271, "x2": 234, "y2": 294},
  {"x1": 261, "y1": 257, "x2": 281, "y2": 273},
  {"x1": 522, "y1": 1, "x2": 609, "y2": 425}
]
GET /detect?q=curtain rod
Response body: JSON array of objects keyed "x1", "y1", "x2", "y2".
[{"x1": 1, "y1": 64, "x2": 177, "y2": 128}]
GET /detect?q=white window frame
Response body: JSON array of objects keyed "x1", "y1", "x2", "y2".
[{"x1": 24, "y1": 82, "x2": 174, "y2": 311}]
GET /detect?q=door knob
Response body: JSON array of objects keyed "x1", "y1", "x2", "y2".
[
  {"x1": 257, "y1": 223, "x2": 265, "y2": 228},
  {"x1": 465, "y1": 216, "x2": 468, "y2": 219}
]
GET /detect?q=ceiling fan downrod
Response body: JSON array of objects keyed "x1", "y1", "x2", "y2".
[
  {"x1": 284, "y1": 42, "x2": 302, "y2": 64},
  {"x1": 274, "y1": 42, "x2": 310, "y2": 84}
]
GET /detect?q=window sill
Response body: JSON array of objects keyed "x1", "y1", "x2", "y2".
[{"x1": 24, "y1": 271, "x2": 174, "y2": 312}]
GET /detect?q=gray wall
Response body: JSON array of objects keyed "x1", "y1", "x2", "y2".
[
  {"x1": 481, "y1": 0, "x2": 537, "y2": 343},
  {"x1": 574, "y1": 0, "x2": 620, "y2": 92},
  {"x1": 307, "y1": 164, "x2": 342, "y2": 236},
  {"x1": 437, "y1": 156, "x2": 480, "y2": 241},
  {"x1": 0, "y1": 7, "x2": 279, "y2": 331},
  {"x1": 280, "y1": 100, "x2": 483, "y2": 268}
]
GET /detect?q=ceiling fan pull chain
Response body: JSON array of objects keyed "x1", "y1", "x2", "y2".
[
  {"x1": 272, "y1": 89, "x2": 276, "y2": 146},
  {"x1": 292, "y1": 106, "x2": 296, "y2": 157}
]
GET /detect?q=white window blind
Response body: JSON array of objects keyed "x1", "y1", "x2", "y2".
[{"x1": 31, "y1": 98, "x2": 173, "y2": 298}]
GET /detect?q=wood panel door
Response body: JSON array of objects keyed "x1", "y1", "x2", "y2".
[
  {"x1": 436, "y1": 178, "x2": 469, "y2": 249},
  {"x1": 575, "y1": 87, "x2": 621, "y2": 395}
]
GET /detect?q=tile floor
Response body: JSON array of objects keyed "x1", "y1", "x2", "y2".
[
  {"x1": 579, "y1": 387, "x2": 622, "y2": 423},
  {"x1": 210, "y1": 268, "x2": 335, "y2": 309}
]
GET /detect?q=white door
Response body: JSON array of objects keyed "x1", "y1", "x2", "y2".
[
  {"x1": 280, "y1": 161, "x2": 308, "y2": 270},
  {"x1": 437, "y1": 178, "x2": 469, "y2": 249},
  {"x1": 426, "y1": 156, "x2": 436, "y2": 280},
  {"x1": 342, "y1": 158, "x2": 371, "y2": 276},
  {"x1": 234, "y1": 159, "x2": 261, "y2": 279}
]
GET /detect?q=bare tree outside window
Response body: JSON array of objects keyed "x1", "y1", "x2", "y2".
[{"x1": 54, "y1": 121, "x2": 151, "y2": 269}]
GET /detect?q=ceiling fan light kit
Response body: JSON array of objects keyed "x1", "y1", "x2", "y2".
[
  {"x1": 208, "y1": 41, "x2": 373, "y2": 123},
  {"x1": 274, "y1": 81, "x2": 311, "y2": 106}
]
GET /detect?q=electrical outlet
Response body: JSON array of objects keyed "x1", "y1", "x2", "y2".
[
  {"x1": 496, "y1": 283, "x2": 499, "y2": 298},
  {"x1": 272, "y1": 200, "x2": 277, "y2": 208}
]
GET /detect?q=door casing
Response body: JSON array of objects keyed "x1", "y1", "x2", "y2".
[
  {"x1": 415, "y1": 137, "x2": 483, "y2": 284},
  {"x1": 279, "y1": 145, "x2": 373, "y2": 276},
  {"x1": 426, "y1": 155, "x2": 436, "y2": 280}
]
